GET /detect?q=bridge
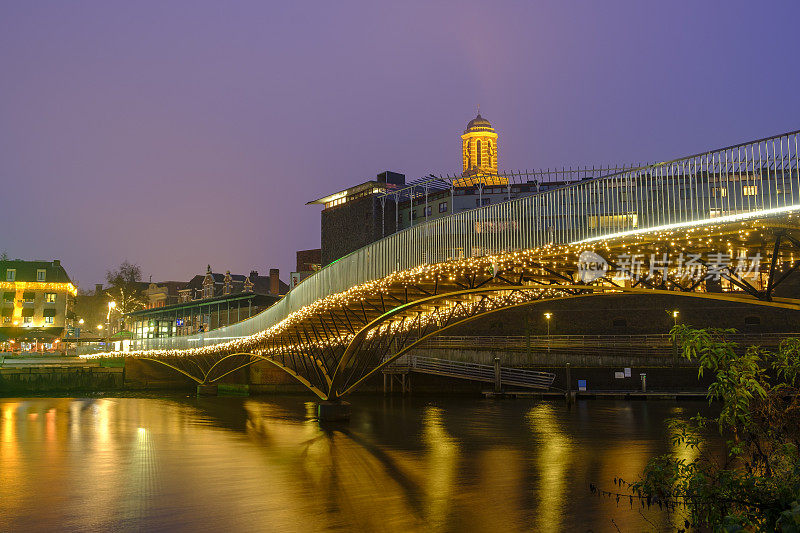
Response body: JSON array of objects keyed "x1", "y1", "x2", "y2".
[{"x1": 83, "y1": 130, "x2": 800, "y2": 400}]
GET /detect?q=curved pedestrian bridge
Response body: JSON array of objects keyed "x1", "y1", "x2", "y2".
[{"x1": 83, "y1": 130, "x2": 800, "y2": 400}]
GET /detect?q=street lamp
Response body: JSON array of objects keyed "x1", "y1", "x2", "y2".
[
  {"x1": 544, "y1": 312, "x2": 553, "y2": 352},
  {"x1": 76, "y1": 318, "x2": 84, "y2": 356},
  {"x1": 106, "y1": 301, "x2": 116, "y2": 348},
  {"x1": 670, "y1": 310, "x2": 680, "y2": 364}
]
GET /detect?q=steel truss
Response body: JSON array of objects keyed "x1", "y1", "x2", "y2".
[{"x1": 135, "y1": 256, "x2": 800, "y2": 400}]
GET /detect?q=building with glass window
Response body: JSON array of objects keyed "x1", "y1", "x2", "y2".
[
  {"x1": 307, "y1": 171, "x2": 405, "y2": 266},
  {"x1": 127, "y1": 265, "x2": 289, "y2": 341},
  {"x1": 0, "y1": 259, "x2": 76, "y2": 348}
]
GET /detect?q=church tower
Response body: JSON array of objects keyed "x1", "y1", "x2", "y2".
[{"x1": 459, "y1": 111, "x2": 504, "y2": 186}]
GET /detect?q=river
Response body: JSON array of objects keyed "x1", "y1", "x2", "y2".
[{"x1": 0, "y1": 395, "x2": 713, "y2": 532}]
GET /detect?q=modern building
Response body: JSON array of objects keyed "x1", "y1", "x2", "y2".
[
  {"x1": 127, "y1": 266, "x2": 289, "y2": 340},
  {"x1": 309, "y1": 112, "x2": 634, "y2": 264},
  {"x1": 0, "y1": 259, "x2": 76, "y2": 349},
  {"x1": 308, "y1": 171, "x2": 405, "y2": 266}
]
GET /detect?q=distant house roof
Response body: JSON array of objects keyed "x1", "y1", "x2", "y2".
[
  {"x1": 1, "y1": 260, "x2": 72, "y2": 284},
  {"x1": 179, "y1": 270, "x2": 289, "y2": 298},
  {"x1": 126, "y1": 292, "x2": 280, "y2": 318}
]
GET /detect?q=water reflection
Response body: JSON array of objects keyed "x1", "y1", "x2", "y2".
[
  {"x1": 526, "y1": 403, "x2": 572, "y2": 531},
  {"x1": 0, "y1": 396, "x2": 716, "y2": 532}
]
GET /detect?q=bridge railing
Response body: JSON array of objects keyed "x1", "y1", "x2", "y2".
[{"x1": 131, "y1": 130, "x2": 800, "y2": 352}]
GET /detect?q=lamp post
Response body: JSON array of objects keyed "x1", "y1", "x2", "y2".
[
  {"x1": 670, "y1": 310, "x2": 680, "y2": 366},
  {"x1": 544, "y1": 312, "x2": 553, "y2": 353},
  {"x1": 106, "y1": 301, "x2": 116, "y2": 349},
  {"x1": 76, "y1": 318, "x2": 84, "y2": 356}
]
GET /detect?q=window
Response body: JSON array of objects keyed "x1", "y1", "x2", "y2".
[
  {"x1": 476, "y1": 140, "x2": 482, "y2": 167},
  {"x1": 23, "y1": 316, "x2": 32, "y2": 324},
  {"x1": 22, "y1": 292, "x2": 35, "y2": 303},
  {"x1": 743, "y1": 185, "x2": 758, "y2": 196},
  {"x1": 37, "y1": 269, "x2": 46, "y2": 282},
  {"x1": 5, "y1": 269, "x2": 15, "y2": 282},
  {"x1": 2, "y1": 317, "x2": 10, "y2": 324},
  {"x1": 744, "y1": 316, "x2": 761, "y2": 326},
  {"x1": 2, "y1": 292, "x2": 13, "y2": 302},
  {"x1": 476, "y1": 197, "x2": 491, "y2": 207},
  {"x1": 612, "y1": 317, "x2": 627, "y2": 328},
  {"x1": 439, "y1": 201, "x2": 448, "y2": 213},
  {"x1": 425, "y1": 206, "x2": 432, "y2": 216},
  {"x1": 44, "y1": 316, "x2": 54, "y2": 325},
  {"x1": 587, "y1": 214, "x2": 639, "y2": 229},
  {"x1": 45, "y1": 293, "x2": 56, "y2": 303}
]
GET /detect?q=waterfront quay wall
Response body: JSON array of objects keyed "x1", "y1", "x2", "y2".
[
  {"x1": 386, "y1": 345, "x2": 714, "y2": 394},
  {"x1": 123, "y1": 356, "x2": 310, "y2": 393},
  {"x1": 120, "y1": 344, "x2": 718, "y2": 395},
  {"x1": 0, "y1": 364, "x2": 124, "y2": 393}
]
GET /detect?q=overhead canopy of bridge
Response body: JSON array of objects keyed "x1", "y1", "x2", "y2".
[{"x1": 82, "y1": 129, "x2": 800, "y2": 399}]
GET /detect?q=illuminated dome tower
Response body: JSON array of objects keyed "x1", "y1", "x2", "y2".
[{"x1": 458, "y1": 111, "x2": 505, "y2": 186}]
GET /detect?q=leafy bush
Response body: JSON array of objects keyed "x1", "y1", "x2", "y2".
[{"x1": 631, "y1": 326, "x2": 800, "y2": 531}]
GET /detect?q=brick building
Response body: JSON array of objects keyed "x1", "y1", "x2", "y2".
[{"x1": 308, "y1": 171, "x2": 404, "y2": 266}]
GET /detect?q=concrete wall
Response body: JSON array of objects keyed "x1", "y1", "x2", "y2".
[
  {"x1": 248, "y1": 360, "x2": 309, "y2": 393},
  {"x1": 442, "y1": 293, "x2": 800, "y2": 336},
  {"x1": 405, "y1": 346, "x2": 691, "y2": 368},
  {"x1": 124, "y1": 357, "x2": 195, "y2": 389},
  {"x1": 0, "y1": 366, "x2": 123, "y2": 393}
]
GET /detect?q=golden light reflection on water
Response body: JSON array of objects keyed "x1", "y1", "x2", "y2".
[
  {"x1": 0, "y1": 397, "x2": 716, "y2": 532},
  {"x1": 526, "y1": 403, "x2": 572, "y2": 531},
  {"x1": 421, "y1": 406, "x2": 460, "y2": 531}
]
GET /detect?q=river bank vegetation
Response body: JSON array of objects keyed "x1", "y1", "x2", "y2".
[{"x1": 629, "y1": 326, "x2": 800, "y2": 531}]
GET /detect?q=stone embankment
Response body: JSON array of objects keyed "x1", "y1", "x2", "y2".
[{"x1": 0, "y1": 355, "x2": 124, "y2": 393}]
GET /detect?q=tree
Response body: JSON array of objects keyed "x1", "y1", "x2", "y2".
[
  {"x1": 105, "y1": 261, "x2": 147, "y2": 316},
  {"x1": 628, "y1": 326, "x2": 800, "y2": 531},
  {"x1": 0, "y1": 251, "x2": 8, "y2": 261}
]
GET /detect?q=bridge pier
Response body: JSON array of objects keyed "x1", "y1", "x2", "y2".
[
  {"x1": 317, "y1": 401, "x2": 351, "y2": 422},
  {"x1": 196, "y1": 384, "x2": 218, "y2": 396},
  {"x1": 382, "y1": 368, "x2": 412, "y2": 395}
]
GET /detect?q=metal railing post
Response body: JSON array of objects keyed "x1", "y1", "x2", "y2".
[{"x1": 493, "y1": 357, "x2": 501, "y2": 393}]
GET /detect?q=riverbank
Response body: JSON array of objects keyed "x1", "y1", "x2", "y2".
[
  {"x1": 0, "y1": 356, "x2": 124, "y2": 393},
  {"x1": 1, "y1": 357, "x2": 713, "y2": 398}
]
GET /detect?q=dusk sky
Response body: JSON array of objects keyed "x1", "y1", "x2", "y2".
[{"x1": 2, "y1": 1, "x2": 799, "y2": 289}]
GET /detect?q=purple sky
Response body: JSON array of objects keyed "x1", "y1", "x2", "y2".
[{"x1": 2, "y1": 1, "x2": 799, "y2": 289}]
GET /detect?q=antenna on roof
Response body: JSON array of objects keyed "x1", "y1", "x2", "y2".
[{"x1": 477, "y1": 103, "x2": 480, "y2": 115}]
